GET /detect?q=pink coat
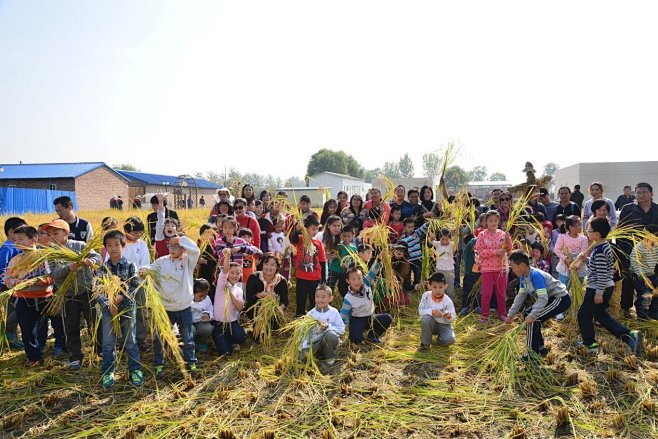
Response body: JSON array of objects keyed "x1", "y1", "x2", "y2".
[{"x1": 474, "y1": 229, "x2": 512, "y2": 273}]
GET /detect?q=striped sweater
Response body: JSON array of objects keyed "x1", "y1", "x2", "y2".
[
  {"x1": 399, "y1": 222, "x2": 429, "y2": 261},
  {"x1": 630, "y1": 241, "x2": 658, "y2": 276},
  {"x1": 587, "y1": 241, "x2": 615, "y2": 295},
  {"x1": 340, "y1": 262, "x2": 380, "y2": 322}
]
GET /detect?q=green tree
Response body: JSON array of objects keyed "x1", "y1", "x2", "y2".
[
  {"x1": 382, "y1": 161, "x2": 401, "y2": 178},
  {"x1": 363, "y1": 168, "x2": 381, "y2": 183},
  {"x1": 489, "y1": 172, "x2": 507, "y2": 181},
  {"x1": 543, "y1": 162, "x2": 560, "y2": 176},
  {"x1": 306, "y1": 149, "x2": 365, "y2": 178},
  {"x1": 444, "y1": 165, "x2": 469, "y2": 188},
  {"x1": 398, "y1": 153, "x2": 415, "y2": 178},
  {"x1": 422, "y1": 152, "x2": 441, "y2": 179},
  {"x1": 113, "y1": 163, "x2": 140, "y2": 172},
  {"x1": 468, "y1": 165, "x2": 488, "y2": 182}
]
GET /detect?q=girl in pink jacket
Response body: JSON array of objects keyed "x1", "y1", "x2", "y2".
[{"x1": 475, "y1": 210, "x2": 513, "y2": 322}]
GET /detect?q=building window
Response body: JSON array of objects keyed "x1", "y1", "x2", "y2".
[{"x1": 49, "y1": 184, "x2": 57, "y2": 190}]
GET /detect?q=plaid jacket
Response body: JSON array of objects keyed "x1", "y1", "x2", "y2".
[{"x1": 97, "y1": 257, "x2": 139, "y2": 307}]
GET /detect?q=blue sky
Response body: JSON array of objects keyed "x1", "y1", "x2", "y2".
[{"x1": 2, "y1": 1, "x2": 658, "y2": 182}]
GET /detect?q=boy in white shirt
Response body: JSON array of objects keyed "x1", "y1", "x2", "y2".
[
  {"x1": 144, "y1": 235, "x2": 200, "y2": 378},
  {"x1": 418, "y1": 272, "x2": 457, "y2": 350},
  {"x1": 432, "y1": 229, "x2": 455, "y2": 299},
  {"x1": 191, "y1": 278, "x2": 214, "y2": 353},
  {"x1": 300, "y1": 285, "x2": 345, "y2": 366}
]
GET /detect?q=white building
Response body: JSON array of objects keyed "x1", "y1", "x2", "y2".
[
  {"x1": 370, "y1": 176, "x2": 437, "y2": 196},
  {"x1": 309, "y1": 172, "x2": 370, "y2": 198},
  {"x1": 275, "y1": 187, "x2": 330, "y2": 207},
  {"x1": 553, "y1": 161, "x2": 658, "y2": 199}
]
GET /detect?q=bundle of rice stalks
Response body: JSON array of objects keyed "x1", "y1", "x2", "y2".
[
  {"x1": 279, "y1": 191, "x2": 314, "y2": 253},
  {"x1": 475, "y1": 324, "x2": 525, "y2": 396},
  {"x1": 92, "y1": 274, "x2": 127, "y2": 335},
  {"x1": 339, "y1": 245, "x2": 367, "y2": 273},
  {"x1": 11, "y1": 233, "x2": 104, "y2": 315},
  {"x1": 139, "y1": 269, "x2": 189, "y2": 377},
  {"x1": 566, "y1": 271, "x2": 585, "y2": 327},
  {"x1": 438, "y1": 141, "x2": 460, "y2": 184},
  {"x1": 280, "y1": 315, "x2": 322, "y2": 374},
  {"x1": 359, "y1": 223, "x2": 402, "y2": 309},
  {"x1": 250, "y1": 295, "x2": 286, "y2": 346}
]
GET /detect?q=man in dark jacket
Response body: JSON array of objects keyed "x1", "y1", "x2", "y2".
[
  {"x1": 615, "y1": 185, "x2": 636, "y2": 211},
  {"x1": 569, "y1": 184, "x2": 585, "y2": 208}
]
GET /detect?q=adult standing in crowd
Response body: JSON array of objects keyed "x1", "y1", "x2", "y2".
[
  {"x1": 615, "y1": 185, "x2": 636, "y2": 211},
  {"x1": 489, "y1": 188, "x2": 502, "y2": 211},
  {"x1": 617, "y1": 182, "x2": 658, "y2": 316},
  {"x1": 553, "y1": 186, "x2": 581, "y2": 229},
  {"x1": 390, "y1": 185, "x2": 413, "y2": 220},
  {"x1": 54, "y1": 196, "x2": 94, "y2": 242},
  {"x1": 570, "y1": 184, "x2": 585, "y2": 208},
  {"x1": 582, "y1": 182, "x2": 617, "y2": 228},
  {"x1": 147, "y1": 195, "x2": 178, "y2": 243},
  {"x1": 199, "y1": 195, "x2": 205, "y2": 208},
  {"x1": 539, "y1": 187, "x2": 559, "y2": 223},
  {"x1": 365, "y1": 188, "x2": 391, "y2": 223},
  {"x1": 417, "y1": 185, "x2": 442, "y2": 227}
]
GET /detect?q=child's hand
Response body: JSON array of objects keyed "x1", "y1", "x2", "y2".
[
  {"x1": 68, "y1": 262, "x2": 80, "y2": 271},
  {"x1": 169, "y1": 236, "x2": 181, "y2": 247},
  {"x1": 525, "y1": 315, "x2": 536, "y2": 324},
  {"x1": 231, "y1": 246, "x2": 241, "y2": 254},
  {"x1": 504, "y1": 316, "x2": 514, "y2": 324},
  {"x1": 431, "y1": 309, "x2": 443, "y2": 318},
  {"x1": 113, "y1": 295, "x2": 124, "y2": 306},
  {"x1": 109, "y1": 303, "x2": 118, "y2": 316},
  {"x1": 201, "y1": 313, "x2": 210, "y2": 322},
  {"x1": 156, "y1": 193, "x2": 165, "y2": 207},
  {"x1": 594, "y1": 294, "x2": 603, "y2": 304},
  {"x1": 223, "y1": 248, "x2": 232, "y2": 256},
  {"x1": 318, "y1": 321, "x2": 328, "y2": 331}
]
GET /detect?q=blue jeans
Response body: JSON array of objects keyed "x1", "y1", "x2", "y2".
[
  {"x1": 101, "y1": 303, "x2": 141, "y2": 374},
  {"x1": 632, "y1": 273, "x2": 658, "y2": 319},
  {"x1": 12, "y1": 297, "x2": 49, "y2": 361},
  {"x1": 153, "y1": 307, "x2": 196, "y2": 366},
  {"x1": 212, "y1": 320, "x2": 247, "y2": 355}
]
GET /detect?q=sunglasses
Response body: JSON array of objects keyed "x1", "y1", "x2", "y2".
[{"x1": 500, "y1": 197, "x2": 511, "y2": 201}]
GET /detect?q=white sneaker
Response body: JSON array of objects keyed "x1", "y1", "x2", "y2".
[
  {"x1": 323, "y1": 358, "x2": 336, "y2": 366},
  {"x1": 68, "y1": 360, "x2": 82, "y2": 370},
  {"x1": 232, "y1": 344, "x2": 241, "y2": 352},
  {"x1": 555, "y1": 313, "x2": 565, "y2": 321}
]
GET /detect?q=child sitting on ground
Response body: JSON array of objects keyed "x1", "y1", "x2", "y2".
[
  {"x1": 191, "y1": 278, "x2": 214, "y2": 353},
  {"x1": 213, "y1": 248, "x2": 247, "y2": 355},
  {"x1": 97, "y1": 230, "x2": 143, "y2": 388},
  {"x1": 506, "y1": 251, "x2": 571, "y2": 360},
  {"x1": 418, "y1": 272, "x2": 456, "y2": 350},
  {"x1": 300, "y1": 285, "x2": 345, "y2": 366},
  {"x1": 340, "y1": 260, "x2": 392, "y2": 344}
]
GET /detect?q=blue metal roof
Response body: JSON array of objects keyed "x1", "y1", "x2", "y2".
[
  {"x1": 0, "y1": 162, "x2": 119, "y2": 180},
  {"x1": 116, "y1": 170, "x2": 220, "y2": 190}
]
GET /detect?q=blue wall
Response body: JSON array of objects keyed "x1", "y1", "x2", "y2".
[{"x1": 0, "y1": 187, "x2": 78, "y2": 215}]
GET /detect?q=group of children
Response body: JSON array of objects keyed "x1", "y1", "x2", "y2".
[{"x1": 2, "y1": 180, "x2": 656, "y2": 385}]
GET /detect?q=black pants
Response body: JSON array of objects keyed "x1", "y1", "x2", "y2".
[
  {"x1": 63, "y1": 292, "x2": 101, "y2": 362},
  {"x1": 13, "y1": 297, "x2": 49, "y2": 361},
  {"x1": 295, "y1": 278, "x2": 320, "y2": 316},
  {"x1": 578, "y1": 287, "x2": 629, "y2": 346},
  {"x1": 348, "y1": 314, "x2": 392, "y2": 342},
  {"x1": 524, "y1": 295, "x2": 571, "y2": 353}
]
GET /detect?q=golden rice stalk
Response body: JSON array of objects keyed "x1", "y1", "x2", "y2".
[
  {"x1": 475, "y1": 324, "x2": 526, "y2": 396},
  {"x1": 92, "y1": 274, "x2": 126, "y2": 335},
  {"x1": 359, "y1": 224, "x2": 401, "y2": 308},
  {"x1": 566, "y1": 271, "x2": 585, "y2": 327},
  {"x1": 250, "y1": 295, "x2": 286, "y2": 346},
  {"x1": 281, "y1": 315, "x2": 322, "y2": 374},
  {"x1": 439, "y1": 141, "x2": 460, "y2": 183},
  {"x1": 139, "y1": 270, "x2": 189, "y2": 378},
  {"x1": 340, "y1": 245, "x2": 367, "y2": 273},
  {"x1": 281, "y1": 190, "x2": 314, "y2": 252}
]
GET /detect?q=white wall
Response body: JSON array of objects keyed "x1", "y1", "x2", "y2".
[
  {"x1": 553, "y1": 162, "x2": 658, "y2": 199},
  {"x1": 311, "y1": 173, "x2": 367, "y2": 198}
]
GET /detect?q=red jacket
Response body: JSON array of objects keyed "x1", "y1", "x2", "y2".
[{"x1": 236, "y1": 215, "x2": 262, "y2": 249}]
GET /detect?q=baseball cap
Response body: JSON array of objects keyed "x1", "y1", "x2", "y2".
[
  {"x1": 43, "y1": 218, "x2": 70, "y2": 233},
  {"x1": 539, "y1": 188, "x2": 549, "y2": 196}
]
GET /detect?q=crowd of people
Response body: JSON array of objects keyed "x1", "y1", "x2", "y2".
[{"x1": 1, "y1": 179, "x2": 657, "y2": 388}]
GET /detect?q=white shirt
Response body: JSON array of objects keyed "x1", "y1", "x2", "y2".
[
  {"x1": 268, "y1": 231, "x2": 289, "y2": 256},
  {"x1": 301, "y1": 306, "x2": 345, "y2": 349},
  {"x1": 418, "y1": 291, "x2": 456, "y2": 325},
  {"x1": 149, "y1": 236, "x2": 200, "y2": 312},
  {"x1": 123, "y1": 239, "x2": 151, "y2": 268},
  {"x1": 432, "y1": 241, "x2": 454, "y2": 271},
  {"x1": 191, "y1": 296, "x2": 214, "y2": 323}
]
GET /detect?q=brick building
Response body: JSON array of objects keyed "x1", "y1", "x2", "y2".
[{"x1": 0, "y1": 162, "x2": 130, "y2": 211}]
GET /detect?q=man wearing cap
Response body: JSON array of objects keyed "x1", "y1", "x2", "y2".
[
  {"x1": 209, "y1": 188, "x2": 232, "y2": 218},
  {"x1": 53, "y1": 196, "x2": 93, "y2": 242},
  {"x1": 538, "y1": 188, "x2": 559, "y2": 223},
  {"x1": 44, "y1": 219, "x2": 102, "y2": 369},
  {"x1": 147, "y1": 195, "x2": 179, "y2": 243}
]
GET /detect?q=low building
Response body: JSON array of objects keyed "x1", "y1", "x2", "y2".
[
  {"x1": 275, "y1": 187, "x2": 330, "y2": 207},
  {"x1": 370, "y1": 177, "x2": 436, "y2": 197},
  {"x1": 115, "y1": 170, "x2": 221, "y2": 209},
  {"x1": 463, "y1": 181, "x2": 515, "y2": 199},
  {"x1": 0, "y1": 162, "x2": 129, "y2": 211},
  {"x1": 553, "y1": 161, "x2": 658, "y2": 200},
  {"x1": 309, "y1": 172, "x2": 370, "y2": 198}
]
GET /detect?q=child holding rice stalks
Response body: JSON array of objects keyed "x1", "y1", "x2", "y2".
[
  {"x1": 267, "y1": 218, "x2": 291, "y2": 280},
  {"x1": 299, "y1": 285, "x2": 345, "y2": 366},
  {"x1": 191, "y1": 279, "x2": 214, "y2": 353},
  {"x1": 629, "y1": 224, "x2": 658, "y2": 320},
  {"x1": 213, "y1": 216, "x2": 261, "y2": 276},
  {"x1": 195, "y1": 224, "x2": 217, "y2": 301},
  {"x1": 319, "y1": 215, "x2": 343, "y2": 290},
  {"x1": 432, "y1": 229, "x2": 456, "y2": 299},
  {"x1": 398, "y1": 218, "x2": 430, "y2": 294},
  {"x1": 245, "y1": 253, "x2": 288, "y2": 341},
  {"x1": 144, "y1": 233, "x2": 200, "y2": 377},
  {"x1": 0, "y1": 216, "x2": 27, "y2": 350},
  {"x1": 237, "y1": 229, "x2": 263, "y2": 283},
  {"x1": 577, "y1": 218, "x2": 644, "y2": 356},
  {"x1": 340, "y1": 259, "x2": 392, "y2": 344},
  {"x1": 475, "y1": 210, "x2": 513, "y2": 323},
  {"x1": 555, "y1": 216, "x2": 589, "y2": 286},
  {"x1": 290, "y1": 215, "x2": 327, "y2": 316},
  {"x1": 153, "y1": 194, "x2": 182, "y2": 259},
  {"x1": 418, "y1": 272, "x2": 456, "y2": 350},
  {"x1": 506, "y1": 251, "x2": 571, "y2": 361},
  {"x1": 45, "y1": 219, "x2": 102, "y2": 370},
  {"x1": 96, "y1": 230, "x2": 144, "y2": 388},
  {"x1": 212, "y1": 248, "x2": 246, "y2": 355},
  {"x1": 4, "y1": 225, "x2": 54, "y2": 366}
]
